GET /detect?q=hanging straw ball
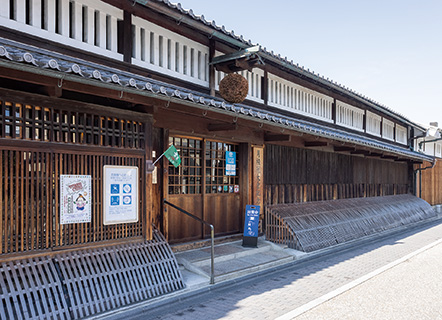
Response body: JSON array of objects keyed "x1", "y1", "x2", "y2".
[{"x1": 219, "y1": 73, "x2": 249, "y2": 103}]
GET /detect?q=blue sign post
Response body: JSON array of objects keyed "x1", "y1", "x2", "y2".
[
  {"x1": 242, "y1": 205, "x2": 260, "y2": 247},
  {"x1": 225, "y1": 151, "x2": 236, "y2": 176}
]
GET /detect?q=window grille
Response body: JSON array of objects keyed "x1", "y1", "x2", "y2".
[
  {"x1": 167, "y1": 137, "x2": 239, "y2": 195},
  {"x1": 168, "y1": 137, "x2": 203, "y2": 195},
  {"x1": 205, "y1": 141, "x2": 239, "y2": 194},
  {"x1": 0, "y1": 100, "x2": 145, "y2": 148}
]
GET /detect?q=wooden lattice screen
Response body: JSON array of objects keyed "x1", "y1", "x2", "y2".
[
  {"x1": 0, "y1": 228, "x2": 184, "y2": 320},
  {"x1": 0, "y1": 91, "x2": 149, "y2": 255}
]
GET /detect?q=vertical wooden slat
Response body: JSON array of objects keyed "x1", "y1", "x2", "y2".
[
  {"x1": 14, "y1": 150, "x2": 20, "y2": 252},
  {"x1": 0, "y1": 150, "x2": 3, "y2": 253},
  {"x1": 5, "y1": 151, "x2": 10, "y2": 253},
  {"x1": 54, "y1": 153, "x2": 59, "y2": 247},
  {"x1": 39, "y1": 152, "x2": 45, "y2": 249},
  {"x1": 46, "y1": 152, "x2": 52, "y2": 249},
  {"x1": 19, "y1": 151, "x2": 24, "y2": 252}
]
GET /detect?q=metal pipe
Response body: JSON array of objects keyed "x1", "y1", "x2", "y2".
[
  {"x1": 414, "y1": 160, "x2": 437, "y2": 198},
  {"x1": 164, "y1": 199, "x2": 215, "y2": 285},
  {"x1": 210, "y1": 226, "x2": 215, "y2": 285}
]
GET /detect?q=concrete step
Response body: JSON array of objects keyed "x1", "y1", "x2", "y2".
[
  {"x1": 175, "y1": 238, "x2": 299, "y2": 283},
  {"x1": 202, "y1": 250, "x2": 295, "y2": 282}
]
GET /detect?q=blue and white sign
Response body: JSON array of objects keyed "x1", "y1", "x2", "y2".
[
  {"x1": 103, "y1": 165, "x2": 139, "y2": 225},
  {"x1": 225, "y1": 151, "x2": 236, "y2": 176},
  {"x1": 243, "y1": 205, "x2": 260, "y2": 238}
]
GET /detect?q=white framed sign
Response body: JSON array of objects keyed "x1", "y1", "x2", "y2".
[
  {"x1": 103, "y1": 165, "x2": 139, "y2": 225},
  {"x1": 60, "y1": 175, "x2": 92, "y2": 224}
]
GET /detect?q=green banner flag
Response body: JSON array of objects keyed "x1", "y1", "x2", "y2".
[{"x1": 164, "y1": 145, "x2": 181, "y2": 168}]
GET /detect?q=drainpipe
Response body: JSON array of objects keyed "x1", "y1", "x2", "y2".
[{"x1": 414, "y1": 159, "x2": 437, "y2": 198}]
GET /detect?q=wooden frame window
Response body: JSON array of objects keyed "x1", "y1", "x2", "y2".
[
  {"x1": 168, "y1": 137, "x2": 203, "y2": 195},
  {"x1": 167, "y1": 137, "x2": 240, "y2": 195},
  {"x1": 0, "y1": 100, "x2": 144, "y2": 148},
  {"x1": 205, "y1": 141, "x2": 239, "y2": 194}
]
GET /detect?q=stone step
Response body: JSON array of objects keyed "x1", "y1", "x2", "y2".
[{"x1": 187, "y1": 249, "x2": 295, "y2": 282}]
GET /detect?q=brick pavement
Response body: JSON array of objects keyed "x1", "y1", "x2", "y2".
[
  {"x1": 106, "y1": 219, "x2": 442, "y2": 320},
  {"x1": 295, "y1": 238, "x2": 442, "y2": 319}
]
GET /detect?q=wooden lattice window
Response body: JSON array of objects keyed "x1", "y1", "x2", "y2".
[
  {"x1": 0, "y1": 149, "x2": 145, "y2": 255},
  {"x1": 0, "y1": 100, "x2": 145, "y2": 148},
  {"x1": 0, "y1": 94, "x2": 148, "y2": 255},
  {"x1": 167, "y1": 137, "x2": 240, "y2": 195},
  {"x1": 205, "y1": 141, "x2": 239, "y2": 194},
  {"x1": 168, "y1": 137, "x2": 203, "y2": 195}
]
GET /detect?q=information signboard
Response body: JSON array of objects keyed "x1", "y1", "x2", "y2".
[
  {"x1": 242, "y1": 205, "x2": 260, "y2": 247},
  {"x1": 103, "y1": 165, "x2": 139, "y2": 225},
  {"x1": 225, "y1": 151, "x2": 236, "y2": 176}
]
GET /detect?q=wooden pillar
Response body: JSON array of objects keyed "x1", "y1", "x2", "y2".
[
  {"x1": 151, "y1": 127, "x2": 164, "y2": 233},
  {"x1": 144, "y1": 115, "x2": 153, "y2": 241},
  {"x1": 122, "y1": 11, "x2": 132, "y2": 63},
  {"x1": 162, "y1": 129, "x2": 170, "y2": 240},
  {"x1": 209, "y1": 39, "x2": 216, "y2": 97},
  {"x1": 252, "y1": 145, "x2": 264, "y2": 231},
  {"x1": 239, "y1": 142, "x2": 251, "y2": 229},
  {"x1": 262, "y1": 71, "x2": 268, "y2": 105}
]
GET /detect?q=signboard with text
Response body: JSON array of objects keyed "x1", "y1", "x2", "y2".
[
  {"x1": 103, "y1": 165, "x2": 139, "y2": 225},
  {"x1": 242, "y1": 205, "x2": 260, "y2": 247},
  {"x1": 225, "y1": 151, "x2": 236, "y2": 176},
  {"x1": 60, "y1": 175, "x2": 92, "y2": 224}
]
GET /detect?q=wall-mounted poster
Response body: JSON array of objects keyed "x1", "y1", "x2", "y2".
[
  {"x1": 103, "y1": 165, "x2": 139, "y2": 225},
  {"x1": 225, "y1": 151, "x2": 236, "y2": 176},
  {"x1": 60, "y1": 175, "x2": 92, "y2": 224}
]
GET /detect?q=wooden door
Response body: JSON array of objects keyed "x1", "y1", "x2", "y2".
[
  {"x1": 203, "y1": 140, "x2": 241, "y2": 237},
  {"x1": 165, "y1": 137, "x2": 241, "y2": 243},
  {"x1": 166, "y1": 137, "x2": 204, "y2": 243}
]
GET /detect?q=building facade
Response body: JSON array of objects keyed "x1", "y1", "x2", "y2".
[{"x1": 0, "y1": 0, "x2": 436, "y2": 317}]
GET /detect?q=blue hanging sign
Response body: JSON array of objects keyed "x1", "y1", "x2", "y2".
[
  {"x1": 242, "y1": 205, "x2": 260, "y2": 248},
  {"x1": 225, "y1": 151, "x2": 236, "y2": 176}
]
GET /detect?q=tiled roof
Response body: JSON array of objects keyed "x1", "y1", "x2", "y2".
[
  {"x1": 0, "y1": 38, "x2": 433, "y2": 162},
  {"x1": 140, "y1": 0, "x2": 423, "y2": 130}
]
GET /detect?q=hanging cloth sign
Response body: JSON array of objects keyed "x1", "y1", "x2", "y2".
[
  {"x1": 60, "y1": 175, "x2": 92, "y2": 224},
  {"x1": 164, "y1": 145, "x2": 181, "y2": 168},
  {"x1": 225, "y1": 151, "x2": 236, "y2": 176}
]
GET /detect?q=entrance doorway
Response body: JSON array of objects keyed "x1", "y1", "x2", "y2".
[{"x1": 166, "y1": 136, "x2": 242, "y2": 243}]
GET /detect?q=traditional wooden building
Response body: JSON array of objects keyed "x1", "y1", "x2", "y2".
[
  {"x1": 414, "y1": 124, "x2": 442, "y2": 207},
  {"x1": 0, "y1": 0, "x2": 436, "y2": 318}
]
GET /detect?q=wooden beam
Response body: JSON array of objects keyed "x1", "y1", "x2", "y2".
[
  {"x1": 333, "y1": 146, "x2": 355, "y2": 152},
  {"x1": 381, "y1": 155, "x2": 399, "y2": 160},
  {"x1": 351, "y1": 150, "x2": 370, "y2": 155},
  {"x1": 304, "y1": 141, "x2": 328, "y2": 147},
  {"x1": 207, "y1": 123, "x2": 238, "y2": 132},
  {"x1": 43, "y1": 85, "x2": 62, "y2": 98},
  {"x1": 365, "y1": 152, "x2": 383, "y2": 158},
  {"x1": 264, "y1": 134, "x2": 291, "y2": 142}
]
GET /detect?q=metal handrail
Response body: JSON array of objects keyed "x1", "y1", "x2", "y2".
[{"x1": 163, "y1": 199, "x2": 215, "y2": 285}]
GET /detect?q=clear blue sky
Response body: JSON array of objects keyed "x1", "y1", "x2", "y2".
[{"x1": 180, "y1": 0, "x2": 442, "y2": 127}]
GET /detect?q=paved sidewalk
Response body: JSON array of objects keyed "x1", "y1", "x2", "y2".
[
  {"x1": 97, "y1": 218, "x2": 442, "y2": 320},
  {"x1": 295, "y1": 240, "x2": 442, "y2": 320}
]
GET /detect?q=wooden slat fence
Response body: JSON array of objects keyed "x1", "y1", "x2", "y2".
[
  {"x1": 0, "y1": 228, "x2": 184, "y2": 320},
  {"x1": 266, "y1": 194, "x2": 435, "y2": 252},
  {"x1": 0, "y1": 257, "x2": 70, "y2": 320}
]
